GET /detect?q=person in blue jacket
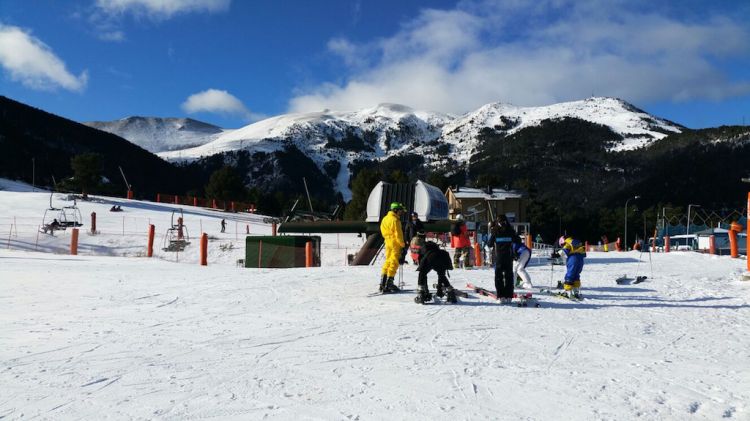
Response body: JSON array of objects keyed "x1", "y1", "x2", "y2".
[{"x1": 559, "y1": 235, "x2": 586, "y2": 299}]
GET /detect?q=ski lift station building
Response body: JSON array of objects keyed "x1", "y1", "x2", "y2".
[{"x1": 445, "y1": 186, "x2": 529, "y2": 231}]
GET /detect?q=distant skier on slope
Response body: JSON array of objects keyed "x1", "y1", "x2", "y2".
[
  {"x1": 559, "y1": 235, "x2": 587, "y2": 299},
  {"x1": 415, "y1": 241, "x2": 456, "y2": 304},
  {"x1": 379, "y1": 202, "x2": 406, "y2": 293}
]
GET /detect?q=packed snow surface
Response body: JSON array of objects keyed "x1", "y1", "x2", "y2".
[{"x1": 1, "y1": 180, "x2": 748, "y2": 420}]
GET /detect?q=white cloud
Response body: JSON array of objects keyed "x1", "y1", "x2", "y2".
[
  {"x1": 0, "y1": 24, "x2": 88, "y2": 92},
  {"x1": 95, "y1": 0, "x2": 231, "y2": 18},
  {"x1": 90, "y1": 0, "x2": 230, "y2": 41},
  {"x1": 182, "y1": 89, "x2": 262, "y2": 121},
  {"x1": 289, "y1": 0, "x2": 750, "y2": 114}
]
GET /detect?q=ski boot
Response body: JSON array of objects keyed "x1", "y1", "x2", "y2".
[
  {"x1": 414, "y1": 287, "x2": 433, "y2": 304},
  {"x1": 378, "y1": 274, "x2": 388, "y2": 293},
  {"x1": 572, "y1": 288, "x2": 582, "y2": 300},
  {"x1": 556, "y1": 281, "x2": 564, "y2": 290},
  {"x1": 384, "y1": 277, "x2": 400, "y2": 293},
  {"x1": 433, "y1": 283, "x2": 445, "y2": 298},
  {"x1": 444, "y1": 286, "x2": 458, "y2": 304}
]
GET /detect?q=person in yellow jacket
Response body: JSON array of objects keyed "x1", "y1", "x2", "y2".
[{"x1": 379, "y1": 202, "x2": 406, "y2": 293}]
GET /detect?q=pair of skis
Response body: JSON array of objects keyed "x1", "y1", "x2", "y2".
[{"x1": 466, "y1": 283, "x2": 540, "y2": 307}]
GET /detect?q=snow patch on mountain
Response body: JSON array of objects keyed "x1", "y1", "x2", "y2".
[{"x1": 85, "y1": 117, "x2": 232, "y2": 153}]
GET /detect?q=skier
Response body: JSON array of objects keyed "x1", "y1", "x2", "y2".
[
  {"x1": 513, "y1": 240, "x2": 533, "y2": 289},
  {"x1": 415, "y1": 241, "x2": 456, "y2": 304},
  {"x1": 406, "y1": 212, "x2": 424, "y2": 244},
  {"x1": 559, "y1": 235, "x2": 586, "y2": 298},
  {"x1": 451, "y1": 214, "x2": 472, "y2": 268},
  {"x1": 221, "y1": 219, "x2": 226, "y2": 233},
  {"x1": 379, "y1": 202, "x2": 406, "y2": 293},
  {"x1": 487, "y1": 214, "x2": 522, "y2": 303}
]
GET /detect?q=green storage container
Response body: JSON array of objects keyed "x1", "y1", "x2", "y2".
[{"x1": 245, "y1": 235, "x2": 321, "y2": 268}]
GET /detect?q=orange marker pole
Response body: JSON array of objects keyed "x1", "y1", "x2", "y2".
[
  {"x1": 729, "y1": 229, "x2": 738, "y2": 258},
  {"x1": 147, "y1": 224, "x2": 155, "y2": 257},
  {"x1": 127, "y1": 190, "x2": 133, "y2": 199},
  {"x1": 306, "y1": 241, "x2": 313, "y2": 267},
  {"x1": 525, "y1": 234, "x2": 532, "y2": 249},
  {"x1": 200, "y1": 233, "x2": 208, "y2": 266},
  {"x1": 747, "y1": 192, "x2": 750, "y2": 270},
  {"x1": 664, "y1": 235, "x2": 670, "y2": 253},
  {"x1": 70, "y1": 228, "x2": 79, "y2": 255},
  {"x1": 708, "y1": 235, "x2": 715, "y2": 255},
  {"x1": 272, "y1": 222, "x2": 277, "y2": 237},
  {"x1": 474, "y1": 241, "x2": 482, "y2": 267}
]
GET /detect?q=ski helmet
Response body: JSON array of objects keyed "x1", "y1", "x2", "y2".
[{"x1": 390, "y1": 202, "x2": 404, "y2": 211}]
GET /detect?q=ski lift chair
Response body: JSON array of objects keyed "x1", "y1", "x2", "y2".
[
  {"x1": 58, "y1": 205, "x2": 83, "y2": 228},
  {"x1": 162, "y1": 210, "x2": 191, "y2": 252}
]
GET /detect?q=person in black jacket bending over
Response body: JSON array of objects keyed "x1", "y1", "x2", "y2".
[
  {"x1": 488, "y1": 214, "x2": 523, "y2": 303},
  {"x1": 414, "y1": 241, "x2": 457, "y2": 304}
]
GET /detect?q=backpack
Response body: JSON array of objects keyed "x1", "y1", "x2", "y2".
[{"x1": 451, "y1": 222, "x2": 462, "y2": 236}]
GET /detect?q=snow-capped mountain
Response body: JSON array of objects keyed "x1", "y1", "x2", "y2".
[
  {"x1": 85, "y1": 117, "x2": 231, "y2": 153},
  {"x1": 85, "y1": 98, "x2": 682, "y2": 200},
  {"x1": 441, "y1": 97, "x2": 683, "y2": 160},
  {"x1": 159, "y1": 97, "x2": 681, "y2": 161}
]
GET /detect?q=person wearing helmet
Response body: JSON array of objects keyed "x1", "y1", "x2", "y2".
[
  {"x1": 559, "y1": 235, "x2": 586, "y2": 299},
  {"x1": 451, "y1": 214, "x2": 472, "y2": 268},
  {"x1": 379, "y1": 202, "x2": 406, "y2": 293}
]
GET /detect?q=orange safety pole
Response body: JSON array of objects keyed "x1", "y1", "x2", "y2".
[
  {"x1": 70, "y1": 228, "x2": 79, "y2": 255},
  {"x1": 474, "y1": 241, "x2": 482, "y2": 267},
  {"x1": 258, "y1": 240, "x2": 263, "y2": 268},
  {"x1": 212, "y1": 199, "x2": 217, "y2": 209},
  {"x1": 147, "y1": 224, "x2": 155, "y2": 257},
  {"x1": 174, "y1": 195, "x2": 179, "y2": 204},
  {"x1": 305, "y1": 241, "x2": 313, "y2": 267},
  {"x1": 747, "y1": 192, "x2": 750, "y2": 270},
  {"x1": 729, "y1": 229, "x2": 738, "y2": 258},
  {"x1": 272, "y1": 222, "x2": 277, "y2": 237},
  {"x1": 525, "y1": 234, "x2": 532, "y2": 249},
  {"x1": 665, "y1": 235, "x2": 670, "y2": 253},
  {"x1": 708, "y1": 235, "x2": 715, "y2": 255},
  {"x1": 127, "y1": 190, "x2": 133, "y2": 199},
  {"x1": 193, "y1": 197, "x2": 198, "y2": 207},
  {"x1": 156, "y1": 193, "x2": 161, "y2": 203},
  {"x1": 200, "y1": 233, "x2": 208, "y2": 266},
  {"x1": 90, "y1": 212, "x2": 96, "y2": 234},
  {"x1": 585, "y1": 241, "x2": 589, "y2": 252}
]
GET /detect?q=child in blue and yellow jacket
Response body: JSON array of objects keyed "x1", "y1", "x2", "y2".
[{"x1": 559, "y1": 236, "x2": 586, "y2": 299}]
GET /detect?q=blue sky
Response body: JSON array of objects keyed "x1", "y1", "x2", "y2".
[{"x1": 1, "y1": 0, "x2": 749, "y2": 129}]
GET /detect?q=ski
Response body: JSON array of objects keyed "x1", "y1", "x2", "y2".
[
  {"x1": 432, "y1": 283, "x2": 470, "y2": 298},
  {"x1": 466, "y1": 283, "x2": 540, "y2": 307},
  {"x1": 538, "y1": 288, "x2": 583, "y2": 301},
  {"x1": 367, "y1": 289, "x2": 415, "y2": 297}
]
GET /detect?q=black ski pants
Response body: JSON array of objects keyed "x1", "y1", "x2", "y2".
[{"x1": 494, "y1": 253, "x2": 514, "y2": 298}]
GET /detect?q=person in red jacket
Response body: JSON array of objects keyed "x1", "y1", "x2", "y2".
[{"x1": 451, "y1": 214, "x2": 473, "y2": 268}]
